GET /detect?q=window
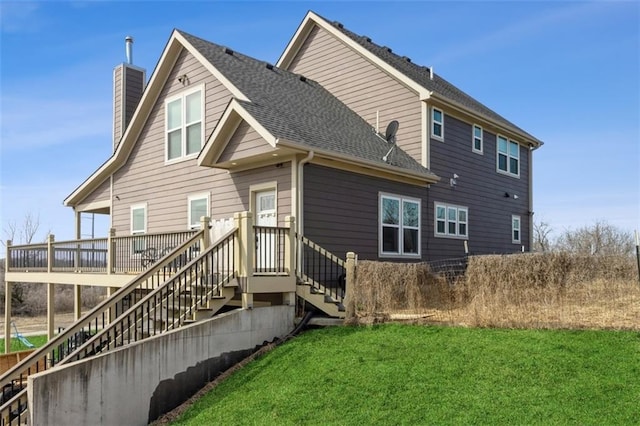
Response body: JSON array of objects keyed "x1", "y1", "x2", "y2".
[
  {"x1": 431, "y1": 107, "x2": 444, "y2": 140},
  {"x1": 512, "y1": 215, "x2": 521, "y2": 244},
  {"x1": 473, "y1": 124, "x2": 483, "y2": 153},
  {"x1": 435, "y1": 203, "x2": 468, "y2": 238},
  {"x1": 380, "y1": 194, "x2": 421, "y2": 257},
  {"x1": 188, "y1": 193, "x2": 210, "y2": 229},
  {"x1": 166, "y1": 86, "x2": 203, "y2": 162},
  {"x1": 497, "y1": 135, "x2": 520, "y2": 177},
  {"x1": 131, "y1": 204, "x2": 147, "y2": 253}
]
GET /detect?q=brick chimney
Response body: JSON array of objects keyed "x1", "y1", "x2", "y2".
[{"x1": 113, "y1": 36, "x2": 145, "y2": 151}]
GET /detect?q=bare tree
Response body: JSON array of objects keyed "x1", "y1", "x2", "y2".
[
  {"x1": 533, "y1": 220, "x2": 554, "y2": 252},
  {"x1": 556, "y1": 220, "x2": 634, "y2": 256},
  {"x1": 2, "y1": 212, "x2": 48, "y2": 246},
  {"x1": 1, "y1": 213, "x2": 50, "y2": 314}
]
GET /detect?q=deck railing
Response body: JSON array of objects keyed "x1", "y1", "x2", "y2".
[
  {"x1": 297, "y1": 235, "x2": 346, "y2": 302},
  {"x1": 5, "y1": 230, "x2": 198, "y2": 274},
  {"x1": 0, "y1": 230, "x2": 205, "y2": 425},
  {"x1": 254, "y1": 226, "x2": 288, "y2": 275},
  {"x1": 64, "y1": 228, "x2": 237, "y2": 364}
]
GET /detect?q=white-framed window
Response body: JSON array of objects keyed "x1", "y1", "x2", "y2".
[
  {"x1": 166, "y1": 85, "x2": 204, "y2": 162},
  {"x1": 497, "y1": 135, "x2": 520, "y2": 177},
  {"x1": 379, "y1": 193, "x2": 421, "y2": 257},
  {"x1": 473, "y1": 124, "x2": 483, "y2": 154},
  {"x1": 435, "y1": 202, "x2": 468, "y2": 238},
  {"x1": 131, "y1": 204, "x2": 147, "y2": 254},
  {"x1": 431, "y1": 107, "x2": 444, "y2": 140},
  {"x1": 188, "y1": 193, "x2": 210, "y2": 229},
  {"x1": 512, "y1": 215, "x2": 521, "y2": 244}
]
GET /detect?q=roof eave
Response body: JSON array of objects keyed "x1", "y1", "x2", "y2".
[{"x1": 277, "y1": 139, "x2": 439, "y2": 186}]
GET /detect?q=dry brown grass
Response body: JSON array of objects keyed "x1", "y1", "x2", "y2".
[{"x1": 349, "y1": 253, "x2": 640, "y2": 330}]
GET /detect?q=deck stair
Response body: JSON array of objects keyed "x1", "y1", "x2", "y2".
[
  {"x1": 0, "y1": 228, "x2": 237, "y2": 425},
  {"x1": 295, "y1": 235, "x2": 346, "y2": 319}
]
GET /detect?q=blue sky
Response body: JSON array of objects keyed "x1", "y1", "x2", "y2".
[{"x1": 1, "y1": 1, "x2": 638, "y2": 243}]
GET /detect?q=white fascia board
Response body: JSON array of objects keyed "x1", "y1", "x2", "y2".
[
  {"x1": 276, "y1": 139, "x2": 439, "y2": 185},
  {"x1": 277, "y1": 11, "x2": 429, "y2": 99}
]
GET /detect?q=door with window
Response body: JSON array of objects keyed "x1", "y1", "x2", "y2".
[{"x1": 255, "y1": 190, "x2": 277, "y2": 271}]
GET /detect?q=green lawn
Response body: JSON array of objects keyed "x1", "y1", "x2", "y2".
[
  {"x1": 0, "y1": 335, "x2": 47, "y2": 354},
  {"x1": 172, "y1": 324, "x2": 639, "y2": 425}
]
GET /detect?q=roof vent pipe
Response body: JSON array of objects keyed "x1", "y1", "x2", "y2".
[
  {"x1": 125, "y1": 36, "x2": 133, "y2": 64},
  {"x1": 429, "y1": 67, "x2": 433, "y2": 80}
]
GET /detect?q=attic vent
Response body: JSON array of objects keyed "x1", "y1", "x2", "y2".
[
  {"x1": 266, "y1": 63, "x2": 274, "y2": 70},
  {"x1": 333, "y1": 21, "x2": 344, "y2": 28},
  {"x1": 362, "y1": 36, "x2": 372, "y2": 43},
  {"x1": 383, "y1": 46, "x2": 392, "y2": 53},
  {"x1": 299, "y1": 75, "x2": 307, "y2": 83},
  {"x1": 223, "y1": 47, "x2": 234, "y2": 55},
  {"x1": 402, "y1": 56, "x2": 411, "y2": 63}
]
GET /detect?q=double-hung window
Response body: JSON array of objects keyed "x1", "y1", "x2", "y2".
[
  {"x1": 497, "y1": 135, "x2": 520, "y2": 177},
  {"x1": 431, "y1": 107, "x2": 444, "y2": 140},
  {"x1": 131, "y1": 204, "x2": 147, "y2": 253},
  {"x1": 435, "y1": 203, "x2": 468, "y2": 238},
  {"x1": 166, "y1": 86, "x2": 203, "y2": 162},
  {"x1": 512, "y1": 215, "x2": 521, "y2": 244},
  {"x1": 380, "y1": 194, "x2": 421, "y2": 257},
  {"x1": 188, "y1": 193, "x2": 210, "y2": 229},
  {"x1": 473, "y1": 124, "x2": 483, "y2": 153}
]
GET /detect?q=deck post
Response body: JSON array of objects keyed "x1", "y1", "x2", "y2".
[
  {"x1": 283, "y1": 216, "x2": 296, "y2": 306},
  {"x1": 47, "y1": 234, "x2": 54, "y2": 273},
  {"x1": 47, "y1": 283, "x2": 55, "y2": 340},
  {"x1": 344, "y1": 252, "x2": 357, "y2": 319},
  {"x1": 200, "y1": 216, "x2": 211, "y2": 249},
  {"x1": 107, "y1": 228, "x2": 116, "y2": 274},
  {"x1": 4, "y1": 241, "x2": 12, "y2": 353},
  {"x1": 73, "y1": 285, "x2": 82, "y2": 321},
  {"x1": 47, "y1": 234, "x2": 55, "y2": 340},
  {"x1": 235, "y1": 211, "x2": 254, "y2": 309}
]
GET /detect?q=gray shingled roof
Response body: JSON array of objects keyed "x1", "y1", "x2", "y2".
[
  {"x1": 320, "y1": 15, "x2": 541, "y2": 144},
  {"x1": 180, "y1": 30, "x2": 438, "y2": 180}
]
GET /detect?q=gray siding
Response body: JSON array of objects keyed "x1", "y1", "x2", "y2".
[
  {"x1": 75, "y1": 178, "x2": 110, "y2": 211},
  {"x1": 112, "y1": 48, "x2": 291, "y2": 235},
  {"x1": 427, "y1": 113, "x2": 530, "y2": 259},
  {"x1": 124, "y1": 67, "x2": 144, "y2": 130},
  {"x1": 287, "y1": 25, "x2": 423, "y2": 163},
  {"x1": 304, "y1": 164, "x2": 428, "y2": 261},
  {"x1": 218, "y1": 121, "x2": 273, "y2": 163}
]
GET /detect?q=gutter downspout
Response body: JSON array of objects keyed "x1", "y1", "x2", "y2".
[{"x1": 297, "y1": 151, "x2": 314, "y2": 267}]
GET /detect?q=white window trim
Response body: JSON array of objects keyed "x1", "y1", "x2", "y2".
[
  {"x1": 512, "y1": 215, "x2": 521, "y2": 244},
  {"x1": 472, "y1": 124, "x2": 483, "y2": 154},
  {"x1": 434, "y1": 202, "x2": 468, "y2": 239},
  {"x1": 188, "y1": 192, "x2": 211, "y2": 230},
  {"x1": 496, "y1": 134, "x2": 521, "y2": 178},
  {"x1": 379, "y1": 193, "x2": 421, "y2": 258},
  {"x1": 130, "y1": 203, "x2": 147, "y2": 235},
  {"x1": 431, "y1": 107, "x2": 444, "y2": 141},
  {"x1": 165, "y1": 84, "x2": 205, "y2": 164}
]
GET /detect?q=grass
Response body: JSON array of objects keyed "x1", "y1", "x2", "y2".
[
  {"x1": 0, "y1": 335, "x2": 47, "y2": 354},
  {"x1": 170, "y1": 324, "x2": 640, "y2": 425}
]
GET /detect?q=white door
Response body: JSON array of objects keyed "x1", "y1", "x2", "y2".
[{"x1": 255, "y1": 190, "x2": 276, "y2": 271}]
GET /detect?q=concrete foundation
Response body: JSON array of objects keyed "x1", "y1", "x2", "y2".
[{"x1": 28, "y1": 306, "x2": 294, "y2": 426}]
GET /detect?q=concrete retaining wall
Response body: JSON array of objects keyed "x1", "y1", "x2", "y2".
[{"x1": 28, "y1": 306, "x2": 294, "y2": 425}]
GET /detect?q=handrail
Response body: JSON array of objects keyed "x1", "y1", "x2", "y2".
[
  {"x1": 0, "y1": 230, "x2": 204, "y2": 394},
  {"x1": 297, "y1": 235, "x2": 346, "y2": 303},
  {"x1": 63, "y1": 227, "x2": 237, "y2": 364}
]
